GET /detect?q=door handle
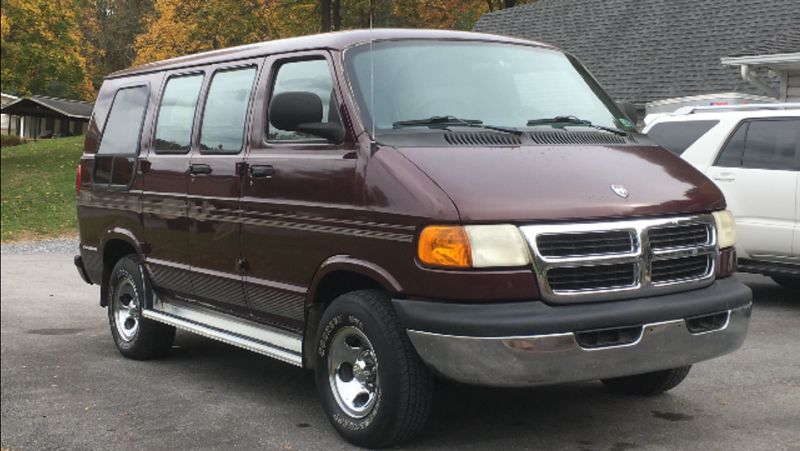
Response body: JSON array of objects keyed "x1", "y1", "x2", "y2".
[
  {"x1": 189, "y1": 163, "x2": 212, "y2": 175},
  {"x1": 712, "y1": 172, "x2": 735, "y2": 182},
  {"x1": 249, "y1": 165, "x2": 274, "y2": 179}
]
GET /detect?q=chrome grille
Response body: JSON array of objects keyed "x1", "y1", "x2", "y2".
[
  {"x1": 536, "y1": 230, "x2": 634, "y2": 258},
  {"x1": 547, "y1": 263, "x2": 637, "y2": 292},
  {"x1": 521, "y1": 214, "x2": 717, "y2": 303},
  {"x1": 649, "y1": 223, "x2": 711, "y2": 249},
  {"x1": 651, "y1": 254, "x2": 711, "y2": 284}
]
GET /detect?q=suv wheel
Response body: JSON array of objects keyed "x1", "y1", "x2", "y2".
[
  {"x1": 314, "y1": 290, "x2": 433, "y2": 448},
  {"x1": 601, "y1": 365, "x2": 692, "y2": 396},
  {"x1": 771, "y1": 276, "x2": 800, "y2": 290},
  {"x1": 107, "y1": 255, "x2": 175, "y2": 360}
]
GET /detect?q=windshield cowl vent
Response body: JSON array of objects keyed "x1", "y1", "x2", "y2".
[
  {"x1": 444, "y1": 131, "x2": 522, "y2": 146},
  {"x1": 530, "y1": 131, "x2": 626, "y2": 145}
]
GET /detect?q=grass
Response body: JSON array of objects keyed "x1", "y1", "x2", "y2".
[{"x1": 1, "y1": 136, "x2": 83, "y2": 241}]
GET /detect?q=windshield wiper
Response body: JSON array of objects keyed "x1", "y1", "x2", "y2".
[
  {"x1": 526, "y1": 115, "x2": 628, "y2": 136},
  {"x1": 393, "y1": 115, "x2": 522, "y2": 135}
]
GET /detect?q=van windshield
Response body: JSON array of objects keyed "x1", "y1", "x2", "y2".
[{"x1": 344, "y1": 40, "x2": 632, "y2": 137}]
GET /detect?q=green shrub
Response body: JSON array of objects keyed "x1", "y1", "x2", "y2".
[{"x1": 1, "y1": 134, "x2": 26, "y2": 147}]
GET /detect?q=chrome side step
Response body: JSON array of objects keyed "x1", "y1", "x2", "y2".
[{"x1": 142, "y1": 297, "x2": 303, "y2": 367}]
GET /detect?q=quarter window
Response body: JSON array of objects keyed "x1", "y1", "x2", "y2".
[
  {"x1": 94, "y1": 85, "x2": 149, "y2": 188},
  {"x1": 155, "y1": 74, "x2": 203, "y2": 153},
  {"x1": 97, "y1": 86, "x2": 149, "y2": 155},
  {"x1": 268, "y1": 59, "x2": 340, "y2": 141},
  {"x1": 715, "y1": 123, "x2": 747, "y2": 168},
  {"x1": 199, "y1": 67, "x2": 257, "y2": 153},
  {"x1": 741, "y1": 119, "x2": 799, "y2": 170},
  {"x1": 647, "y1": 120, "x2": 719, "y2": 155}
]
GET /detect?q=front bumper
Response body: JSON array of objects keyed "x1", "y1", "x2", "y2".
[{"x1": 395, "y1": 278, "x2": 751, "y2": 387}]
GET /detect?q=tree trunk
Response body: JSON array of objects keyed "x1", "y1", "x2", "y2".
[
  {"x1": 332, "y1": 0, "x2": 341, "y2": 31},
  {"x1": 320, "y1": 0, "x2": 331, "y2": 32}
]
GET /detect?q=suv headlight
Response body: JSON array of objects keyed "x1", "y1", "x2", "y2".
[
  {"x1": 417, "y1": 225, "x2": 530, "y2": 268},
  {"x1": 712, "y1": 210, "x2": 736, "y2": 248}
]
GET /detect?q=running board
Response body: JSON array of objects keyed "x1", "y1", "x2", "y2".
[{"x1": 142, "y1": 298, "x2": 303, "y2": 367}]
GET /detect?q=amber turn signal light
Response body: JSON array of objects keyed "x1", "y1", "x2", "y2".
[{"x1": 417, "y1": 226, "x2": 472, "y2": 268}]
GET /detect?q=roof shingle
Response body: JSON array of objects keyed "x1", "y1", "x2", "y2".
[{"x1": 473, "y1": 0, "x2": 800, "y2": 104}]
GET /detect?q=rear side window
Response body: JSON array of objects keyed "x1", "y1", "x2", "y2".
[
  {"x1": 94, "y1": 85, "x2": 149, "y2": 187},
  {"x1": 268, "y1": 59, "x2": 340, "y2": 142},
  {"x1": 742, "y1": 119, "x2": 800, "y2": 170},
  {"x1": 647, "y1": 120, "x2": 719, "y2": 155},
  {"x1": 154, "y1": 74, "x2": 204, "y2": 153},
  {"x1": 97, "y1": 86, "x2": 149, "y2": 155},
  {"x1": 199, "y1": 67, "x2": 257, "y2": 153},
  {"x1": 715, "y1": 123, "x2": 747, "y2": 167}
]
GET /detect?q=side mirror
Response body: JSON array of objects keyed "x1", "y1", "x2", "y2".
[
  {"x1": 618, "y1": 101, "x2": 640, "y2": 126},
  {"x1": 269, "y1": 91, "x2": 345, "y2": 143}
]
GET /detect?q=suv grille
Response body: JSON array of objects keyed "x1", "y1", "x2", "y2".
[
  {"x1": 537, "y1": 230, "x2": 634, "y2": 258},
  {"x1": 521, "y1": 215, "x2": 717, "y2": 303}
]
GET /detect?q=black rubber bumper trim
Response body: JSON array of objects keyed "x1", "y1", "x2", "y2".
[
  {"x1": 74, "y1": 255, "x2": 93, "y2": 285},
  {"x1": 392, "y1": 277, "x2": 752, "y2": 337}
]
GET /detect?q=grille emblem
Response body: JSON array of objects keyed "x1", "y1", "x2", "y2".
[{"x1": 610, "y1": 185, "x2": 629, "y2": 198}]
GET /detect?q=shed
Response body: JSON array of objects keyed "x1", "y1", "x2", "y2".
[{"x1": 0, "y1": 95, "x2": 93, "y2": 139}]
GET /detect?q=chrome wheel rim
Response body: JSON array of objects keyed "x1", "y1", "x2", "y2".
[
  {"x1": 328, "y1": 326, "x2": 378, "y2": 419},
  {"x1": 112, "y1": 273, "x2": 140, "y2": 342}
]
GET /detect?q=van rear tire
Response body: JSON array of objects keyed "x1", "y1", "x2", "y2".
[
  {"x1": 601, "y1": 365, "x2": 692, "y2": 396},
  {"x1": 107, "y1": 255, "x2": 175, "y2": 360},
  {"x1": 314, "y1": 290, "x2": 433, "y2": 448}
]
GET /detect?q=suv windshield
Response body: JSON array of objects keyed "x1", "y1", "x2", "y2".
[{"x1": 344, "y1": 40, "x2": 632, "y2": 137}]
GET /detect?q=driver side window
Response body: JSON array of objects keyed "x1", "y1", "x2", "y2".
[{"x1": 267, "y1": 59, "x2": 340, "y2": 141}]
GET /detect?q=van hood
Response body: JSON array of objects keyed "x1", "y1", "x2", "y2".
[{"x1": 395, "y1": 145, "x2": 725, "y2": 222}]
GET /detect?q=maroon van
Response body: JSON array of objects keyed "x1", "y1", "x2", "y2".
[{"x1": 74, "y1": 29, "x2": 751, "y2": 447}]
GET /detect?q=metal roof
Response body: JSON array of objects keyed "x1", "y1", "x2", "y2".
[{"x1": 473, "y1": 0, "x2": 800, "y2": 104}]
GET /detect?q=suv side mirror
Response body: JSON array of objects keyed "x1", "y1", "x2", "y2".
[{"x1": 269, "y1": 91, "x2": 345, "y2": 144}]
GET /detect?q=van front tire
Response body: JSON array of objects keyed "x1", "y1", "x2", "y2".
[
  {"x1": 314, "y1": 290, "x2": 433, "y2": 448},
  {"x1": 107, "y1": 255, "x2": 175, "y2": 360}
]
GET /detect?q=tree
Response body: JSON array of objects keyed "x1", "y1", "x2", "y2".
[
  {"x1": 82, "y1": 0, "x2": 154, "y2": 86},
  {"x1": 133, "y1": 0, "x2": 535, "y2": 66},
  {"x1": 0, "y1": 0, "x2": 95, "y2": 99},
  {"x1": 133, "y1": 0, "x2": 276, "y2": 65}
]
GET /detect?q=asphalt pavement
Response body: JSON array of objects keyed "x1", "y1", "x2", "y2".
[{"x1": 1, "y1": 252, "x2": 799, "y2": 451}]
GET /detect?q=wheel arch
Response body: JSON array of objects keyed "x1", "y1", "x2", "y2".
[
  {"x1": 99, "y1": 228, "x2": 145, "y2": 307},
  {"x1": 302, "y1": 256, "x2": 403, "y2": 368}
]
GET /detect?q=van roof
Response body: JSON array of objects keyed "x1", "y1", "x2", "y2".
[{"x1": 108, "y1": 28, "x2": 555, "y2": 79}]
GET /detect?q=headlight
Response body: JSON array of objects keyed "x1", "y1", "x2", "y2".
[
  {"x1": 712, "y1": 210, "x2": 736, "y2": 248},
  {"x1": 417, "y1": 224, "x2": 530, "y2": 268}
]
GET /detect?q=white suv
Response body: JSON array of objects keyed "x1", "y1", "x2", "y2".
[{"x1": 643, "y1": 105, "x2": 800, "y2": 289}]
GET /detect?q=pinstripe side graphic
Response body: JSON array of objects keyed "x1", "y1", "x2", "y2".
[{"x1": 82, "y1": 190, "x2": 415, "y2": 242}]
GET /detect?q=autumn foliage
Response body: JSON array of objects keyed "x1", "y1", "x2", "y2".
[
  {"x1": 1, "y1": 0, "x2": 96, "y2": 100},
  {"x1": 0, "y1": 0, "x2": 533, "y2": 100}
]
